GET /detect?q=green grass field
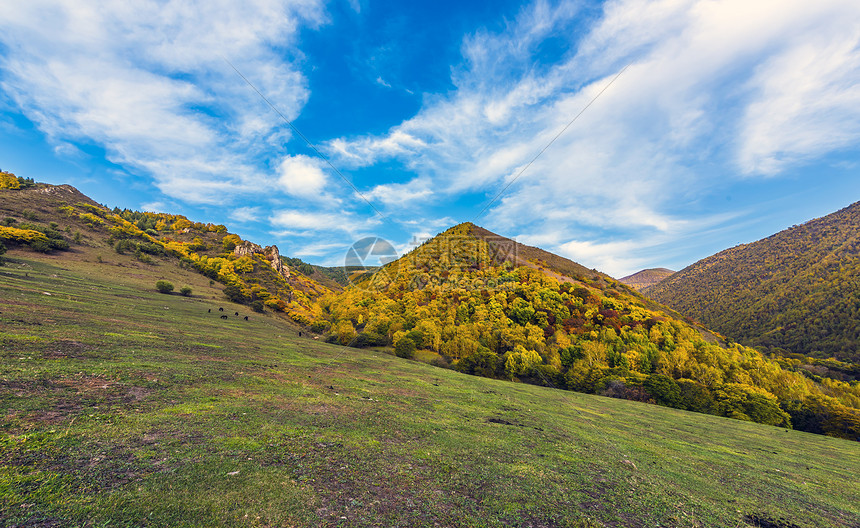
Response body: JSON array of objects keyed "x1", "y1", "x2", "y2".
[{"x1": 1, "y1": 250, "x2": 859, "y2": 527}]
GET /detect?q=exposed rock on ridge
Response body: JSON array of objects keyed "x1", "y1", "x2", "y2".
[{"x1": 234, "y1": 241, "x2": 291, "y2": 279}]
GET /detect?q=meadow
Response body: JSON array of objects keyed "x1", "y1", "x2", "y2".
[{"x1": 1, "y1": 250, "x2": 859, "y2": 527}]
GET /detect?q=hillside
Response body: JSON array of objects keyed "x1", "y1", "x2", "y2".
[
  {"x1": 619, "y1": 268, "x2": 675, "y2": 290},
  {"x1": 2, "y1": 251, "x2": 860, "y2": 527},
  {"x1": 644, "y1": 201, "x2": 860, "y2": 363},
  {"x1": 320, "y1": 223, "x2": 860, "y2": 439},
  {"x1": 0, "y1": 182, "x2": 333, "y2": 324}
]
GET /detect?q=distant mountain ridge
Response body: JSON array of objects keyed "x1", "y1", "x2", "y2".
[
  {"x1": 644, "y1": 201, "x2": 860, "y2": 362},
  {"x1": 619, "y1": 268, "x2": 675, "y2": 290}
]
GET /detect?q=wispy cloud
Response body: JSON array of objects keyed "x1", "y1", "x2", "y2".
[
  {"x1": 0, "y1": 0, "x2": 326, "y2": 205},
  {"x1": 324, "y1": 0, "x2": 860, "y2": 275}
]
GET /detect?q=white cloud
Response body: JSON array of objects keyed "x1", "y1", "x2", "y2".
[
  {"x1": 277, "y1": 154, "x2": 328, "y2": 196},
  {"x1": 269, "y1": 208, "x2": 379, "y2": 236},
  {"x1": 364, "y1": 180, "x2": 433, "y2": 206},
  {"x1": 0, "y1": 0, "x2": 326, "y2": 204},
  {"x1": 230, "y1": 206, "x2": 263, "y2": 223}
]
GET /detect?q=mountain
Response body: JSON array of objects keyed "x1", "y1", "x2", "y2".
[
  {"x1": 619, "y1": 268, "x2": 675, "y2": 290},
  {"x1": 3, "y1": 181, "x2": 860, "y2": 439},
  {"x1": 320, "y1": 223, "x2": 860, "y2": 438},
  {"x1": 0, "y1": 181, "x2": 333, "y2": 324},
  {"x1": 644, "y1": 201, "x2": 860, "y2": 363}
]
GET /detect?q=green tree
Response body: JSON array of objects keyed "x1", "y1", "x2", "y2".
[
  {"x1": 395, "y1": 336, "x2": 416, "y2": 359},
  {"x1": 644, "y1": 374, "x2": 683, "y2": 408},
  {"x1": 504, "y1": 345, "x2": 542, "y2": 378},
  {"x1": 223, "y1": 284, "x2": 246, "y2": 303},
  {"x1": 156, "y1": 280, "x2": 174, "y2": 294},
  {"x1": 180, "y1": 286, "x2": 192, "y2": 296},
  {"x1": 250, "y1": 300, "x2": 265, "y2": 313}
]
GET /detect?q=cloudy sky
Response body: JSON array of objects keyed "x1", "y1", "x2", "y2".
[{"x1": 2, "y1": 0, "x2": 860, "y2": 277}]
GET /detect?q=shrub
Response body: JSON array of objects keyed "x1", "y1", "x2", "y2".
[
  {"x1": 30, "y1": 239, "x2": 52, "y2": 253},
  {"x1": 155, "y1": 280, "x2": 174, "y2": 294},
  {"x1": 456, "y1": 347, "x2": 500, "y2": 378},
  {"x1": 0, "y1": 240, "x2": 6, "y2": 265},
  {"x1": 395, "y1": 337, "x2": 416, "y2": 359},
  {"x1": 223, "y1": 284, "x2": 246, "y2": 303},
  {"x1": 644, "y1": 374, "x2": 683, "y2": 408},
  {"x1": 180, "y1": 286, "x2": 192, "y2": 296},
  {"x1": 250, "y1": 300, "x2": 265, "y2": 313},
  {"x1": 310, "y1": 321, "x2": 330, "y2": 334}
]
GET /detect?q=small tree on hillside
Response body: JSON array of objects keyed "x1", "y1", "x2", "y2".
[
  {"x1": 156, "y1": 280, "x2": 174, "y2": 294},
  {"x1": 395, "y1": 337, "x2": 416, "y2": 359},
  {"x1": 180, "y1": 286, "x2": 192, "y2": 296}
]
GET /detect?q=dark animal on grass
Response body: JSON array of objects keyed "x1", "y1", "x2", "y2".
[
  {"x1": 220, "y1": 314, "x2": 228, "y2": 319},
  {"x1": 299, "y1": 331, "x2": 302, "y2": 337},
  {"x1": 235, "y1": 312, "x2": 239, "y2": 316},
  {"x1": 219, "y1": 307, "x2": 224, "y2": 311},
  {"x1": 243, "y1": 316, "x2": 248, "y2": 321},
  {"x1": 208, "y1": 308, "x2": 211, "y2": 313}
]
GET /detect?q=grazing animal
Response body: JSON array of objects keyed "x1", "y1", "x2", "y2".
[
  {"x1": 219, "y1": 307, "x2": 224, "y2": 312},
  {"x1": 220, "y1": 314, "x2": 228, "y2": 319},
  {"x1": 208, "y1": 308, "x2": 211, "y2": 313},
  {"x1": 235, "y1": 311, "x2": 239, "y2": 316},
  {"x1": 243, "y1": 316, "x2": 248, "y2": 321},
  {"x1": 298, "y1": 331, "x2": 302, "y2": 337}
]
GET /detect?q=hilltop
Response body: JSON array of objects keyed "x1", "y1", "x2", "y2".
[
  {"x1": 619, "y1": 268, "x2": 675, "y2": 290},
  {"x1": 644, "y1": 201, "x2": 860, "y2": 363},
  {"x1": 320, "y1": 223, "x2": 860, "y2": 439}
]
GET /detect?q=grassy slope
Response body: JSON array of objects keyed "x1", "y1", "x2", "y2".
[{"x1": 1, "y1": 249, "x2": 859, "y2": 528}]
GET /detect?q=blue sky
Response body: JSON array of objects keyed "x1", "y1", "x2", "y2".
[{"x1": 2, "y1": 0, "x2": 860, "y2": 277}]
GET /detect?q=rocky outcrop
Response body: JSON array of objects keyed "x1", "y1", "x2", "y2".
[
  {"x1": 234, "y1": 241, "x2": 290, "y2": 279},
  {"x1": 263, "y1": 245, "x2": 290, "y2": 279},
  {"x1": 234, "y1": 240, "x2": 263, "y2": 258}
]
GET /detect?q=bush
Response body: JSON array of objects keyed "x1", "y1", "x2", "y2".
[
  {"x1": 456, "y1": 348, "x2": 501, "y2": 378},
  {"x1": 250, "y1": 300, "x2": 265, "y2": 313},
  {"x1": 0, "y1": 240, "x2": 5, "y2": 265},
  {"x1": 180, "y1": 286, "x2": 192, "y2": 296},
  {"x1": 644, "y1": 374, "x2": 683, "y2": 408},
  {"x1": 395, "y1": 337, "x2": 416, "y2": 359},
  {"x1": 155, "y1": 280, "x2": 174, "y2": 294},
  {"x1": 30, "y1": 239, "x2": 52, "y2": 253},
  {"x1": 310, "y1": 321, "x2": 330, "y2": 334},
  {"x1": 223, "y1": 284, "x2": 246, "y2": 303}
]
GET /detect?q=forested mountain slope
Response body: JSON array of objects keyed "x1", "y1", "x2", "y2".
[
  {"x1": 645, "y1": 201, "x2": 860, "y2": 363},
  {"x1": 320, "y1": 223, "x2": 860, "y2": 438},
  {"x1": 0, "y1": 179, "x2": 332, "y2": 324},
  {"x1": 619, "y1": 268, "x2": 675, "y2": 290}
]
